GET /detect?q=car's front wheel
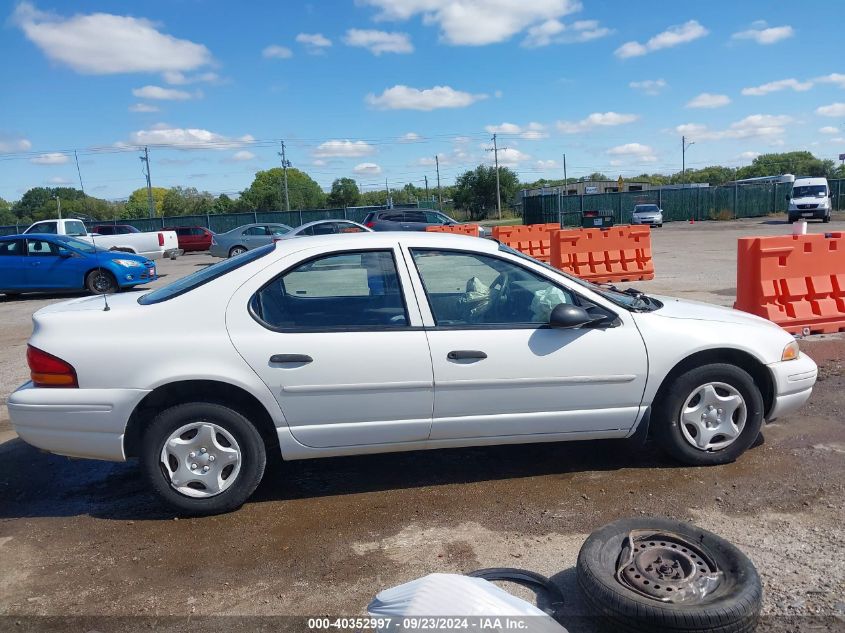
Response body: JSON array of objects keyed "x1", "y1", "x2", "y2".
[
  {"x1": 141, "y1": 402, "x2": 267, "y2": 515},
  {"x1": 653, "y1": 363, "x2": 764, "y2": 465},
  {"x1": 85, "y1": 269, "x2": 117, "y2": 294}
]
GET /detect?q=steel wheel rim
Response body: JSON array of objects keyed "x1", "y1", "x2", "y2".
[
  {"x1": 159, "y1": 422, "x2": 242, "y2": 498},
  {"x1": 679, "y1": 382, "x2": 747, "y2": 451},
  {"x1": 92, "y1": 272, "x2": 113, "y2": 293}
]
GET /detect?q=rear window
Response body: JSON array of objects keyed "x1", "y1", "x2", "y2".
[
  {"x1": 138, "y1": 244, "x2": 274, "y2": 304},
  {"x1": 65, "y1": 220, "x2": 88, "y2": 236}
]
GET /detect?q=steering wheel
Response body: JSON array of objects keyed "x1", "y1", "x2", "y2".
[{"x1": 487, "y1": 271, "x2": 512, "y2": 320}]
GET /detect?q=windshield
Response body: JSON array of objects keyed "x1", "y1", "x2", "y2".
[
  {"x1": 55, "y1": 235, "x2": 103, "y2": 254},
  {"x1": 634, "y1": 205, "x2": 658, "y2": 212},
  {"x1": 498, "y1": 243, "x2": 661, "y2": 311},
  {"x1": 139, "y1": 244, "x2": 275, "y2": 304},
  {"x1": 792, "y1": 185, "x2": 827, "y2": 198}
]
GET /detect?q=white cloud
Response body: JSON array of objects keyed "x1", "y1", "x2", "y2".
[
  {"x1": 366, "y1": 85, "x2": 487, "y2": 110},
  {"x1": 314, "y1": 140, "x2": 376, "y2": 158},
  {"x1": 47, "y1": 176, "x2": 72, "y2": 185},
  {"x1": 490, "y1": 147, "x2": 530, "y2": 166},
  {"x1": 125, "y1": 126, "x2": 255, "y2": 149},
  {"x1": 556, "y1": 111, "x2": 639, "y2": 134},
  {"x1": 738, "y1": 151, "x2": 761, "y2": 161},
  {"x1": 817, "y1": 73, "x2": 845, "y2": 88},
  {"x1": 12, "y1": 2, "x2": 212, "y2": 74},
  {"x1": 629, "y1": 79, "x2": 666, "y2": 96},
  {"x1": 132, "y1": 85, "x2": 195, "y2": 101},
  {"x1": 162, "y1": 71, "x2": 219, "y2": 85},
  {"x1": 675, "y1": 114, "x2": 793, "y2": 141},
  {"x1": 353, "y1": 162, "x2": 383, "y2": 175},
  {"x1": 296, "y1": 32, "x2": 332, "y2": 54},
  {"x1": 615, "y1": 20, "x2": 708, "y2": 58},
  {"x1": 686, "y1": 92, "x2": 731, "y2": 108},
  {"x1": 343, "y1": 29, "x2": 413, "y2": 54},
  {"x1": 732, "y1": 22, "x2": 794, "y2": 45},
  {"x1": 534, "y1": 159, "x2": 559, "y2": 170},
  {"x1": 399, "y1": 132, "x2": 421, "y2": 142},
  {"x1": 484, "y1": 121, "x2": 548, "y2": 140},
  {"x1": 262, "y1": 44, "x2": 293, "y2": 59},
  {"x1": 30, "y1": 152, "x2": 69, "y2": 165},
  {"x1": 819, "y1": 126, "x2": 840, "y2": 135},
  {"x1": 231, "y1": 150, "x2": 256, "y2": 161},
  {"x1": 129, "y1": 103, "x2": 160, "y2": 113},
  {"x1": 521, "y1": 18, "x2": 611, "y2": 47},
  {"x1": 0, "y1": 135, "x2": 32, "y2": 152},
  {"x1": 312, "y1": 159, "x2": 327, "y2": 166},
  {"x1": 741, "y1": 78, "x2": 813, "y2": 96},
  {"x1": 606, "y1": 143, "x2": 657, "y2": 162},
  {"x1": 816, "y1": 103, "x2": 845, "y2": 117},
  {"x1": 359, "y1": 0, "x2": 583, "y2": 46}
]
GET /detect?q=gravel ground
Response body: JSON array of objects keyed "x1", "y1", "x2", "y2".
[{"x1": 0, "y1": 216, "x2": 843, "y2": 631}]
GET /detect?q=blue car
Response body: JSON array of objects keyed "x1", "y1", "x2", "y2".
[{"x1": 0, "y1": 234, "x2": 157, "y2": 297}]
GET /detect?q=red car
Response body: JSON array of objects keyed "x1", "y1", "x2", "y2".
[{"x1": 163, "y1": 226, "x2": 214, "y2": 252}]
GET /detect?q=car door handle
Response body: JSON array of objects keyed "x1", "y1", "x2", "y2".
[
  {"x1": 447, "y1": 350, "x2": 487, "y2": 360},
  {"x1": 269, "y1": 354, "x2": 313, "y2": 364}
]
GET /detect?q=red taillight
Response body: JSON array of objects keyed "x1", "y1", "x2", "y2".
[
  {"x1": 365, "y1": 221, "x2": 375, "y2": 228},
  {"x1": 158, "y1": 232, "x2": 165, "y2": 246},
  {"x1": 27, "y1": 345, "x2": 78, "y2": 388}
]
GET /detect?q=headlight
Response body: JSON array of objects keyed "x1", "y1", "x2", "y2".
[
  {"x1": 113, "y1": 259, "x2": 143, "y2": 268},
  {"x1": 781, "y1": 340, "x2": 800, "y2": 361}
]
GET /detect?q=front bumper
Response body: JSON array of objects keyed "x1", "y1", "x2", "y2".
[
  {"x1": 7, "y1": 382, "x2": 150, "y2": 461},
  {"x1": 767, "y1": 352, "x2": 818, "y2": 419},
  {"x1": 789, "y1": 208, "x2": 828, "y2": 220},
  {"x1": 632, "y1": 215, "x2": 662, "y2": 225},
  {"x1": 164, "y1": 248, "x2": 184, "y2": 259}
]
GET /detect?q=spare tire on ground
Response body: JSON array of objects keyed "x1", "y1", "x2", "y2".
[{"x1": 576, "y1": 517, "x2": 762, "y2": 633}]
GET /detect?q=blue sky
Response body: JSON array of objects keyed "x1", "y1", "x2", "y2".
[{"x1": 1, "y1": 0, "x2": 844, "y2": 201}]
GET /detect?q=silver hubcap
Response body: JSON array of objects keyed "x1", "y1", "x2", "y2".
[
  {"x1": 231, "y1": 247, "x2": 245, "y2": 257},
  {"x1": 680, "y1": 382, "x2": 747, "y2": 451},
  {"x1": 159, "y1": 422, "x2": 241, "y2": 498}
]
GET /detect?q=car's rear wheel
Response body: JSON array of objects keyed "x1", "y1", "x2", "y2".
[
  {"x1": 229, "y1": 246, "x2": 247, "y2": 258},
  {"x1": 653, "y1": 363, "x2": 764, "y2": 465},
  {"x1": 85, "y1": 269, "x2": 117, "y2": 294},
  {"x1": 140, "y1": 402, "x2": 267, "y2": 515}
]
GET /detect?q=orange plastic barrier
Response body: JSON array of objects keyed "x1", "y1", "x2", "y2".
[
  {"x1": 425, "y1": 224, "x2": 481, "y2": 237},
  {"x1": 491, "y1": 223, "x2": 559, "y2": 240},
  {"x1": 734, "y1": 232, "x2": 845, "y2": 335},
  {"x1": 495, "y1": 226, "x2": 556, "y2": 262},
  {"x1": 550, "y1": 225, "x2": 655, "y2": 283}
]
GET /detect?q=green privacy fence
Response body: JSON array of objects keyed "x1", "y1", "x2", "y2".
[{"x1": 523, "y1": 179, "x2": 844, "y2": 226}]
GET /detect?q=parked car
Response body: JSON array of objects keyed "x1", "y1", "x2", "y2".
[
  {"x1": 8, "y1": 232, "x2": 817, "y2": 514},
  {"x1": 0, "y1": 234, "x2": 156, "y2": 296},
  {"x1": 91, "y1": 224, "x2": 141, "y2": 235},
  {"x1": 24, "y1": 219, "x2": 181, "y2": 260},
  {"x1": 281, "y1": 219, "x2": 372, "y2": 237},
  {"x1": 631, "y1": 204, "x2": 663, "y2": 227},
  {"x1": 164, "y1": 226, "x2": 215, "y2": 252},
  {"x1": 209, "y1": 223, "x2": 293, "y2": 258},
  {"x1": 363, "y1": 209, "x2": 489, "y2": 237},
  {"x1": 787, "y1": 177, "x2": 832, "y2": 223}
]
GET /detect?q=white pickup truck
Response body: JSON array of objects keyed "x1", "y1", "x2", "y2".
[{"x1": 24, "y1": 218, "x2": 182, "y2": 260}]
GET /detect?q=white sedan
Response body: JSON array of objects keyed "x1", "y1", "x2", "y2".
[{"x1": 9, "y1": 232, "x2": 817, "y2": 514}]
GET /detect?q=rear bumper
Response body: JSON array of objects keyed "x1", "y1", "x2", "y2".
[
  {"x1": 208, "y1": 244, "x2": 228, "y2": 258},
  {"x1": 767, "y1": 353, "x2": 818, "y2": 419},
  {"x1": 7, "y1": 382, "x2": 150, "y2": 461}
]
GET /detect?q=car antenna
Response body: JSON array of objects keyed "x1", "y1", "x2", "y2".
[{"x1": 88, "y1": 225, "x2": 110, "y2": 312}]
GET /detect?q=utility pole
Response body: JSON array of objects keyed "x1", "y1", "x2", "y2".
[
  {"x1": 54, "y1": 195, "x2": 61, "y2": 219},
  {"x1": 424, "y1": 175, "x2": 429, "y2": 200},
  {"x1": 487, "y1": 133, "x2": 506, "y2": 220},
  {"x1": 435, "y1": 155, "x2": 443, "y2": 209},
  {"x1": 385, "y1": 178, "x2": 392, "y2": 208},
  {"x1": 563, "y1": 153, "x2": 568, "y2": 193},
  {"x1": 140, "y1": 147, "x2": 154, "y2": 218},
  {"x1": 278, "y1": 140, "x2": 291, "y2": 212},
  {"x1": 681, "y1": 136, "x2": 695, "y2": 186}
]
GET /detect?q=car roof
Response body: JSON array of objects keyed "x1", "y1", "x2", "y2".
[{"x1": 270, "y1": 229, "x2": 498, "y2": 253}]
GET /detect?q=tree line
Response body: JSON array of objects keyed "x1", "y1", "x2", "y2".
[{"x1": 2, "y1": 151, "x2": 843, "y2": 226}]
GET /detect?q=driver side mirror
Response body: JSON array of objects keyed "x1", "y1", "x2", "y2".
[
  {"x1": 549, "y1": 304, "x2": 603, "y2": 329},
  {"x1": 58, "y1": 249, "x2": 72, "y2": 258}
]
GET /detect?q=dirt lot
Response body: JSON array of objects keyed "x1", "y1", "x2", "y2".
[{"x1": 1, "y1": 216, "x2": 844, "y2": 631}]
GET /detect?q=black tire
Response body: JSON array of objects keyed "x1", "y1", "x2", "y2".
[
  {"x1": 653, "y1": 363, "x2": 764, "y2": 466},
  {"x1": 85, "y1": 269, "x2": 118, "y2": 294},
  {"x1": 229, "y1": 246, "x2": 247, "y2": 258},
  {"x1": 822, "y1": 213, "x2": 831, "y2": 223},
  {"x1": 140, "y1": 402, "x2": 267, "y2": 516},
  {"x1": 577, "y1": 517, "x2": 762, "y2": 633},
  {"x1": 787, "y1": 217, "x2": 796, "y2": 224}
]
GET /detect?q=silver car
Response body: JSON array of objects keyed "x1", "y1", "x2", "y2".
[
  {"x1": 631, "y1": 204, "x2": 663, "y2": 227},
  {"x1": 209, "y1": 223, "x2": 293, "y2": 258},
  {"x1": 281, "y1": 219, "x2": 372, "y2": 238}
]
